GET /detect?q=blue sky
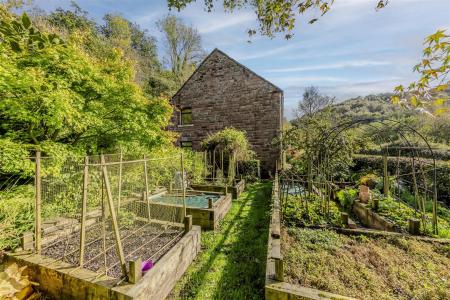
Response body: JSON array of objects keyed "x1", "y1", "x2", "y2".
[{"x1": 33, "y1": 0, "x2": 450, "y2": 118}]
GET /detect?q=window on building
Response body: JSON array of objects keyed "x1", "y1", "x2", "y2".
[
  {"x1": 180, "y1": 141, "x2": 193, "y2": 150},
  {"x1": 180, "y1": 107, "x2": 192, "y2": 125}
]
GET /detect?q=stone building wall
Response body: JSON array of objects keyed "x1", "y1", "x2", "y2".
[{"x1": 169, "y1": 49, "x2": 283, "y2": 175}]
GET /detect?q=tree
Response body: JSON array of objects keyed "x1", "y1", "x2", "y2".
[
  {"x1": 392, "y1": 30, "x2": 449, "y2": 114},
  {"x1": 296, "y1": 86, "x2": 335, "y2": 119},
  {"x1": 0, "y1": 11, "x2": 173, "y2": 163},
  {"x1": 167, "y1": 0, "x2": 389, "y2": 39},
  {"x1": 157, "y1": 15, "x2": 204, "y2": 81}
]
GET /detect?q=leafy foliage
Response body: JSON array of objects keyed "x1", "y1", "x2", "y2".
[
  {"x1": 201, "y1": 127, "x2": 254, "y2": 161},
  {"x1": 157, "y1": 15, "x2": 205, "y2": 84},
  {"x1": 283, "y1": 194, "x2": 341, "y2": 227},
  {"x1": 336, "y1": 188, "x2": 357, "y2": 210},
  {"x1": 393, "y1": 30, "x2": 450, "y2": 113},
  {"x1": 168, "y1": 0, "x2": 389, "y2": 39},
  {"x1": 0, "y1": 9, "x2": 174, "y2": 174},
  {"x1": 285, "y1": 87, "x2": 354, "y2": 179},
  {"x1": 368, "y1": 192, "x2": 450, "y2": 238}
]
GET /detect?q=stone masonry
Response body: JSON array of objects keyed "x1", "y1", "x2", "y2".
[{"x1": 169, "y1": 48, "x2": 284, "y2": 175}]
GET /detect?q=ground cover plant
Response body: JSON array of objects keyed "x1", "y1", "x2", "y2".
[
  {"x1": 369, "y1": 195, "x2": 450, "y2": 239},
  {"x1": 170, "y1": 183, "x2": 271, "y2": 299},
  {"x1": 282, "y1": 227, "x2": 450, "y2": 300},
  {"x1": 282, "y1": 194, "x2": 341, "y2": 227}
]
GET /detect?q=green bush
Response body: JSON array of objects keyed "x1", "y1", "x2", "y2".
[
  {"x1": 336, "y1": 188, "x2": 357, "y2": 210},
  {"x1": 237, "y1": 159, "x2": 260, "y2": 182},
  {"x1": 0, "y1": 185, "x2": 35, "y2": 250},
  {"x1": 358, "y1": 173, "x2": 380, "y2": 189},
  {"x1": 283, "y1": 194, "x2": 341, "y2": 227}
]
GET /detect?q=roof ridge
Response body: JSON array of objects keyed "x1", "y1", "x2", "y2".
[{"x1": 171, "y1": 48, "x2": 282, "y2": 100}]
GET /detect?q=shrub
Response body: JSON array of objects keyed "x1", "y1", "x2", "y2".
[
  {"x1": 358, "y1": 173, "x2": 380, "y2": 189},
  {"x1": 283, "y1": 194, "x2": 341, "y2": 227},
  {"x1": 237, "y1": 159, "x2": 260, "y2": 182},
  {"x1": 336, "y1": 188, "x2": 357, "y2": 210},
  {"x1": 201, "y1": 127, "x2": 255, "y2": 161},
  {"x1": 0, "y1": 185, "x2": 34, "y2": 250}
]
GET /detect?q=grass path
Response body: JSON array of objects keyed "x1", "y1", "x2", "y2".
[{"x1": 170, "y1": 182, "x2": 272, "y2": 300}]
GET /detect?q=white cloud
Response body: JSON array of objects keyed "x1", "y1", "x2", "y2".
[
  {"x1": 234, "y1": 43, "x2": 300, "y2": 60},
  {"x1": 272, "y1": 76, "x2": 349, "y2": 86},
  {"x1": 197, "y1": 12, "x2": 255, "y2": 34},
  {"x1": 265, "y1": 60, "x2": 391, "y2": 73}
]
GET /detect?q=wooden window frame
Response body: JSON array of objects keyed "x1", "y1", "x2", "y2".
[{"x1": 180, "y1": 107, "x2": 192, "y2": 125}]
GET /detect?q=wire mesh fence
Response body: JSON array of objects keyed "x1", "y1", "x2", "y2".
[{"x1": 37, "y1": 152, "x2": 191, "y2": 280}]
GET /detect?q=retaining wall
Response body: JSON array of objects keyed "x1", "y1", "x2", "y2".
[
  {"x1": 352, "y1": 200, "x2": 397, "y2": 232},
  {"x1": 265, "y1": 174, "x2": 357, "y2": 300},
  {"x1": 5, "y1": 226, "x2": 201, "y2": 300}
]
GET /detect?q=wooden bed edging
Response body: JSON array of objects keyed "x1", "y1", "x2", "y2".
[
  {"x1": 190, "y1": 179, "x2": 246, "y2": 199},
  {"x1": 265, "y1": 173, "x2": 358, "y2": 300},
  {"x1": 113, "y1": 225, "x2": 201, "y2": 300},
  {"x1": 5, "y1": 225, "x2": 201, "y2": 300}
]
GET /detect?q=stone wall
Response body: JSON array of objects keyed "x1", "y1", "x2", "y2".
[{"x1": 169, "y1": 49, "x2": 283, "y2": 175}]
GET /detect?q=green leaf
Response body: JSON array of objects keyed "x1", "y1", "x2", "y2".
[
  {"x1": 434, "y1": 84, "x2": 449, "y2": 92},
  {"x1": 391, "y1": 96, "x2": 400, "y2": 104},
  {"x1": 433, "y1": 98, "x2": 447, "y2": 106},
  {"x1": 21, "y1": 13, "x2": 31, "y2": 29},
  {"x1": 9, "y1": 41, "x2": 21, "y2": 53}
]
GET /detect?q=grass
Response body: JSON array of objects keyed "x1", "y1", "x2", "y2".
[
  {"x1": 169, "y1": 182, "x2": 272, "y2": 300},
  {"x1": 283, "y1": 227, "x2": 450, "y2": 300}
]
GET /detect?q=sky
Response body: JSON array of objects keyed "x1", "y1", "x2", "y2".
[{"x1": 32, "y1": 0, "x2": 450, "y2": 118}]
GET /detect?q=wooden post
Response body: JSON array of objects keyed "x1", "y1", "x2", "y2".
[
  {"x1": 101, "y1": 155, "x2": 127, "y2": 278},
  {"x1": 21, "y1": 232, "x2": 33, "y2": 251},
  {"x1": 203, "y1": 151, "x2": 207, "y2": 181},
  {"x1": 383, "y1": 152, "x2": 389, "y2": 196},
  {"x1": 212, "y1": 149, "x2": 216, "y2": 181},
  {"x1": 220, "y1": 150, "x2": 223, "y2": 172},
  {"x1": 274, "y1": 258, "x2": 284, "y2": 281},
  {"x1": 411, "y1": 158, "x2": 423, "y2": 222},
  {"x1": 257, "y1": 160, "x2": 261, "y2": 178},
  {"x1": 117, "y1": 150, "x2": 123, "y2": 213},
  {"x1": 208, "y1": 198, "x2": 213, "y2": 209},
  {"x1": 340, "y1": 212, "x2": 349, "y2": 227},
  {"x1": 79, "y1": 156, "x2": 89, "y2": 266},
  {"x1": 128, "y1": 258, "x2": 142, "y2": 284},
  {"x1": 373, "y1": 198, "x2": 379, "y2": 211},
  {"x1": 35, "y1": 150, "x2": 42, "y2": 254},
  {"x1": 408, "y1": 219, "x2": 420, "y2": 235},
  {"x1": 180, "y1": 152, "x2": 187, "y2": 219},
  {"x1": 184, "y1": 215, "x2": 192, "y2": 233},
  {"x1": 144, "y1": 155, "x2": 150, "y2": 221}
]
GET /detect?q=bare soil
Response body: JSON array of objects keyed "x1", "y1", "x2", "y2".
[{"x1": 42, "y1": 220, "x2": 183, "y2": 278}]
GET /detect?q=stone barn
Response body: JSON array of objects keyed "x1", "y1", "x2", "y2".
[{"x1": 169, "y1": 48, "x2": 283, "y2": 175}]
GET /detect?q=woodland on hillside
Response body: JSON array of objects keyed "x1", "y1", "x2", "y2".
[{"x1": 0, "y1": 2, "x2": 206, "y2": 178}]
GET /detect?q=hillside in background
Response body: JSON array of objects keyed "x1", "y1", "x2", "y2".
[{"x1": 330, "y1": 93, "x2": 406, "y2": 120}]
